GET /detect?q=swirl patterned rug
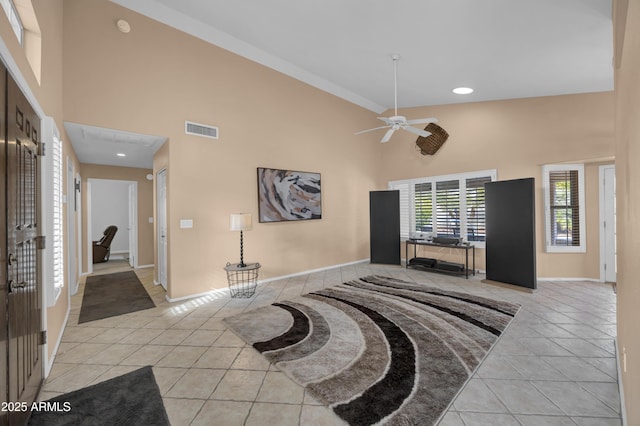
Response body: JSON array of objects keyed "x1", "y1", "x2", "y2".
[{"x1": 223, "y1": 275, "x2": 520, "y2": 425}]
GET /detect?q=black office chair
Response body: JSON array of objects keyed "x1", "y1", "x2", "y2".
[{"x1": 92, "y1": 225, "x2": 118, "y2": 264}]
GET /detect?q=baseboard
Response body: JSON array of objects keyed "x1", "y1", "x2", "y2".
[
  {"x1": 166, "y1": 287, "x2": 229, "y2": 303},
  {"x1": 164, "y1": 259, "x2": 369, "y2": 303},
  {"x1": 616, "y1": 338, "x2": 628, "y2": 425},
  {"x1": 538, "y1": 277, "x2": 601, "y2": 282},
  {"x1": 258, "y1": 258, "x2": 369, "y2": 285},
  {"x1": 136, "y1": 264, "x2": 154, "y2": 269},
  {"x1": 44, "y1": 306, "x2": 70, "y2": 378}
]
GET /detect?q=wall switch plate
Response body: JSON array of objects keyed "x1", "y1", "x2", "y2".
[
  {"x1": 180, "y1": 219, "x2": 193, "y2": 229},
  {"x1": 149, "y1": 217, "x2": 154, "y2": 223}
]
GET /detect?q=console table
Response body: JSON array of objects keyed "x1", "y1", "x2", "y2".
[{"x1": 405, "y1": 240, "x2": 475, "y2": 279}]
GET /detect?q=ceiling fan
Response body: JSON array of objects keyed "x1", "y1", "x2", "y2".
[{"x1": 356, "y1": 54, "x2": 438, "y2": 143}]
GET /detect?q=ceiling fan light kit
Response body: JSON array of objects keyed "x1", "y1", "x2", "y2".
[{"x1": 355, "y1": 55, "x2": 442, "y2": 144}]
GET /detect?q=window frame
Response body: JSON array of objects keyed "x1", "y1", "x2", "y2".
[
  {"x1": 542, "y1": 164, "x2": 586, "y2": 253},
  {"x1": 1, "y1": 0, "x2": 24, "y2": 45},
  {"x1": 389, "y1": 169, "x2": 497, "y2": 248}
]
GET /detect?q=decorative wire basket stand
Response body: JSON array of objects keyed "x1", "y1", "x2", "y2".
[{"x1": 225, "y1": 262, "x2": 260, "y2": 298}]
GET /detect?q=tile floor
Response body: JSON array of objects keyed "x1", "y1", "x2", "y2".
[{"x1": 41, "y1": 261, "x2": 622, "y2": 426}]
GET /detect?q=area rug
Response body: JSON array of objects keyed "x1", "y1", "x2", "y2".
[
  {"x1": 78, "y1": 271, "x2": 155, "y2": 324},
  {"x1": 223, "y1": 275, "x2": 520, "y2": 425},
  {"x1": 28, "y1": 366, "x2": 170, "y2": 426}
]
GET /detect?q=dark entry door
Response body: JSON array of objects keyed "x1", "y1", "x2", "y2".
[{"x1": 5, "y1": 70, "x2": 43, "y2": 425}]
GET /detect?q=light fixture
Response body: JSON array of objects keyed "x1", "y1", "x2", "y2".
[
  {"x1": 230, "y1": 213, "x2": 253, "y2": 267},
  {"x1": 146, "y1": 174, "x2": 153, "y2": 181},
  {"x1": 116, "y1": 19, "x2": 131, "y2": 34},
  {"x1": 116, "y1": 153, "x2": 126, "y2": 157},
  {"x1": 453, "y1": 87, "x2": 474, "y2": 95}
]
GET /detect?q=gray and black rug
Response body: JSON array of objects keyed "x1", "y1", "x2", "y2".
[
  {"x1": 28, "y1": 366, "x2": 169, "y2": 426},
  {"x1": 79, "y1": 270, "x2": 155, "y2": 324},
  {"x1": 224, "y1": 275, "x2": 520, "y2": 425}
]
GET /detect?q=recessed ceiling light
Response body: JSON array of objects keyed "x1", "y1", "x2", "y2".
[
  {"x1": 116, "y1": 153, "x2": 126, "y2": 157},
  {"x1": 453, "y1": 87, "x2": 474, "y2": 95}
]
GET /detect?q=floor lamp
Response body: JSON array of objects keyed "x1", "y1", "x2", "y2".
[{"x1": 230, "y1": 213, "x2": 252, "y2": 267}]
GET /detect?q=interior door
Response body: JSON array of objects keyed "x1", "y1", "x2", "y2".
[
  {"x1": 1, "y1": 62, "x2": 9, "y2": 426},
  {"x1": 67, "y1": 159, "x2": 76, "y2": 294},
  {"x1": 157, "y1": 169, "x2": 167, "y2": 290},
  {"x1": 6, "y1": 69, "x2": 43, "y2": 425},
  {"x1": 128, "y1": 183, "x2": 137, "y2": 267}
]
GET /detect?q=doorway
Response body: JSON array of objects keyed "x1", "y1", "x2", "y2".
[
  {"x1": 86, "y1": 179, "x2": 138, "y2": 274},
  {"x1": 157, "y1": 169, "x2": 168, "y2": 290},
  {"x1": 600, "y1": 165, "x2": 616, "y2": 283}
]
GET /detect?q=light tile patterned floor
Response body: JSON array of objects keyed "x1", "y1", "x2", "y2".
[{"x1": 41, "y1": 261, "x2": 621, "y2": 425}]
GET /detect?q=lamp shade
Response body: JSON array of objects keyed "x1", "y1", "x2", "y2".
[{"x1": 230, "y1": 213, "x2": 253, "y2": 231}]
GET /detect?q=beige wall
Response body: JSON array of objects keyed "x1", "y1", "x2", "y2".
[
  {"x1": 79, "y1": 164, "x2": 155, "y2": 271},
  {"x1": 377, "y1": 93, "x2": 615, "y2": 279},
  {"x1": 0, "y1": 0, "x2": 75, "y2": 361},
  {"x1": 62, "y1": 0, "x2": 381, "y2": 299},
  {"x1": 614, "y1": 0, "x2": 640, "y2": 422}
]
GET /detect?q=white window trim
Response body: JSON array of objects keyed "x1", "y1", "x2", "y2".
[
  {"x1": 1, "y1": 0, "x2": 24, "y2": 45},
  {"x1": 542, "y1": 163, "x2": 586, "y2": 253},
  {"x1": 389, "y1": 169, "x2": 497, "y2": 248}
]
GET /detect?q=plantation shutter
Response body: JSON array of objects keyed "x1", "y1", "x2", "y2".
[
  {"x1": 436, "y1": 180, "x2": 460, "y2": 237},
  {"x1": 414, "y1": 182, "x2": 432, "y2": 234},
  {"x1": 52, "y1": 135, "x2": 64, "y2": 291},
  {"x1": 549, "y1": 170, "x2": 580, "y2": 246},
  {"x1": 466, "y1": 177, "x2": 490, "y2": 242},
  {"x1": 389, "y1": 182, "x2": 410, "y2": 239}
]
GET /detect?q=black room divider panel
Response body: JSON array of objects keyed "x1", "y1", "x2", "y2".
[
  {"x1": 485, "y1": 178, "x2": 537, "y2": 290},
  {"x1": 369, "y1": 190, "x2": 401, "y2": 265}
]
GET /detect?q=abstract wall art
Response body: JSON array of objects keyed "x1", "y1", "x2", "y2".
[{"x1": 257, "y1": 167, "x2": 322, "y2": 222}]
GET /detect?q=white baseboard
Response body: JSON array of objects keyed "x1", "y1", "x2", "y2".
[
  {"x1": 44, "y1": 307, "x2": 70, "y2": 378},
  {"x1": 136, "y1": 264, "x2": 154, "y2": 269},
  {"x1": 165, "y1": 259, "x2": 369, "y2": 303},
  {"x1": 537, "y1": 277, "x2": 601, "y2": 282},
  {"x1": 616, "y1": 338, "x2": 628, "y2": 425}
]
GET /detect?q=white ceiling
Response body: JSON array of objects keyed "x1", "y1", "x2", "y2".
[
  {"x1": 75, "y1": 0, "x2": 613, "y2": 167},
  {"x1": 113, "y1": 0, "x2": 614, "y2": 113},
  {"x1": 65, "y1": 122, "x2": 166, "y2": 169}
]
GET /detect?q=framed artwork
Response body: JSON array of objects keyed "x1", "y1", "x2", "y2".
[{"x1": 257, "y1": 167, "x2": 322, "y2": 222}]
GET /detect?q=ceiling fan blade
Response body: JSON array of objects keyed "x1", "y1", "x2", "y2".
[
  {"x1": 402, "y1": 126, "x2": 432, "y2": 138},
  {"x1": 405, "y1": 117, "x2": 438, "y2": 125},
  {"x1": 381, "y1": 128, "x2": 396, "y2": 143},
  {"x1": 354, "y1": 125, "x2": 391, "y2": 135}
]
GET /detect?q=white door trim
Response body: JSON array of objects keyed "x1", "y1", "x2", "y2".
[
  {"x1": 67, "y1": 158, "x2": 78, "y2": 295},
  {"x1": 157, "y1": 169, "x2": 168, "y2": 290},
  {"x1": 86, "y1": 178, "x2": 138, "y2": 273},
  {"x1": 599, "y1": 164, "x2": 616, "y2": 282}
]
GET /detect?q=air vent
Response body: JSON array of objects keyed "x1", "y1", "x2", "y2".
[{"x1": 185, "y1": 121, "x2": 218, "y2": 139}]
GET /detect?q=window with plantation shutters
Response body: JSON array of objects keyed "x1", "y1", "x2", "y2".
[
  {"x1": 436, "y1": 180, "x2": 460, "y2": 237},
  {"x1": 466, "y1": 176, "x2": 490, "y2": 242},
  {"x1": 414, "y1": 182, "x2": 432, "y2": 234},
  {"x1": 389, "y1": 169, "x2": 496, "y2": 247},
  {"x1": 52, "y1": 134, "x2": 64, "y2": 294},
  {"x1": 543, "y1": 164, "x2": 586, "y2": 253},
  {"x1": 389, "y1": 182, "x2": 410, "y2": 239}
]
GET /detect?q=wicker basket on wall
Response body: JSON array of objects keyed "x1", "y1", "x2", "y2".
[{"x1": 415, "y1": 123, "x2": 449, "y2": 155}]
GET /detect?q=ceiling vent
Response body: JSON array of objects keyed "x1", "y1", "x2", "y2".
[{"x1": 185, "y1": 121, "x2": 218, "y2": 139}]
